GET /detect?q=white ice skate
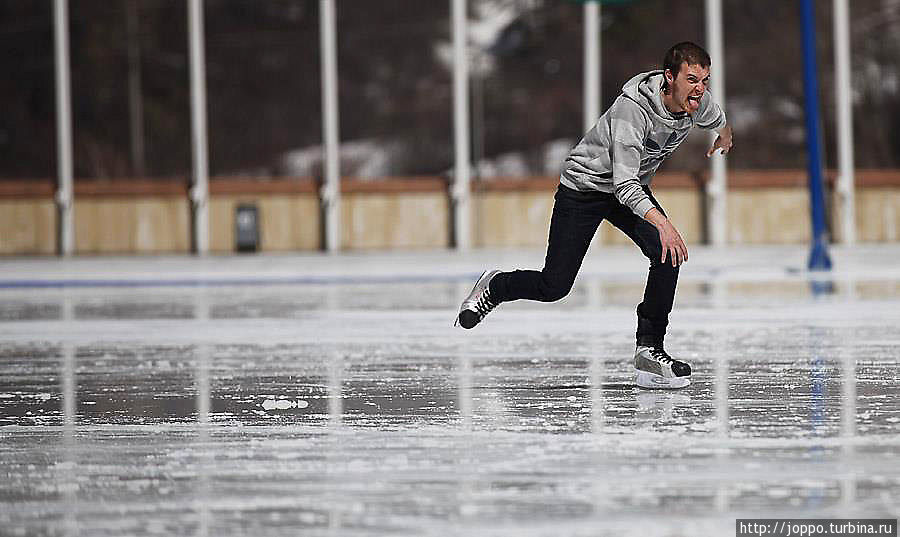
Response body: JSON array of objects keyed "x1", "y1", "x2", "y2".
[
  {"x1": 455, "y1": 270, "x2": 500, "y2": 329},
  {"x1": 634, "y1": 345, "x2": 691, "y2": 389}
]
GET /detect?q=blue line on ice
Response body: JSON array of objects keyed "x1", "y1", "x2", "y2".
[{"x1": 0, "y1": 273, "x2": 484, "y2": 289}]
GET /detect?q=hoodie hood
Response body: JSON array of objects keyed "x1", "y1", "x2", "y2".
[
  {"x1": 621, "y1": 70, "x2": 686, "y2": 129},
  {"x1": 560, "y1": 69, "x2": 727, "y2": 217}
]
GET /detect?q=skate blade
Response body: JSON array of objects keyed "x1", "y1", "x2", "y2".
[{"x1": 635, "y1": 369, "x2": 690, "y2": 390}]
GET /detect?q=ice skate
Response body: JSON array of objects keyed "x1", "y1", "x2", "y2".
[
  {"x1": 455, "y1": 270, "x2": 500, "y2": 329},
  {"x1": 634, "y1": 345, "x2": 691, "y2": 389}
]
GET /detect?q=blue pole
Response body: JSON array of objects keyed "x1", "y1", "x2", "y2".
[{"x1": 800, "y1": 0, "x2": 832, "y2": 271}]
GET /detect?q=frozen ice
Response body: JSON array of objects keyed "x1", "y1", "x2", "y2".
[{"x1": 0, "y1": 245, "x2": 899, "y2": 536}]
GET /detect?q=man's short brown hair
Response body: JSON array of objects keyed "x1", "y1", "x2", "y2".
[{"x1": 662, "y1": 42, "x2": 711, "y2": 90}]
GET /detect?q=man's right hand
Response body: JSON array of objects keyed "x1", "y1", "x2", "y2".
[{"x1": 643, "y1": 207, "x2": 688, "y2": 267}]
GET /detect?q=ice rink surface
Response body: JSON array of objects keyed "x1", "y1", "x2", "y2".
[{"x1": 1, "y1": 245, "x2": 899, "y2": 536}]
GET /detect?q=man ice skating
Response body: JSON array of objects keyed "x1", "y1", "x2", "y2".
[{"x1": 455, "y1": 42, "x2": 733, "y2": 389}]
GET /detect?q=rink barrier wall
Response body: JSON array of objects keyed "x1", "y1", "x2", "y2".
[
  {"x1": 0, "y1": 182, "x2": 56, "y2": 255},
  {"x1": 1, "y1": 170, "x2": 899, "y2": 254},
  {"x1": 208, "y1": 178, "x2": 319, "y2": 252},
  {"x1": 340, "y1": 177, "x2": 449, "y2": 249}
]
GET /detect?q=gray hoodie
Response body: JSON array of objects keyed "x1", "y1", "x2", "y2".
[{"x1": 560, "y1": 70, "x2": 726, "y2": 218}]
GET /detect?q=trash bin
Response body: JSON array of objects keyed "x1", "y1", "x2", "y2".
[{"x1": 235, "y1": 204, "x2": 259, "y2": 252}]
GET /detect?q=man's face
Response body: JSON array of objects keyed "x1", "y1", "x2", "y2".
[{"x1": 665, "y1": 62, "x2": 710, "y2": 114}]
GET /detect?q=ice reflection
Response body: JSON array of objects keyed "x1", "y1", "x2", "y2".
[
  {"x1": 327, "y1": 350, "x2": 343, "y2": 533},
  {"x1": 0, "y1": 333, "x2": 896, "y2": 535},
  {"x1": 4, "y1": 337, "x2": 877, "y2": 438},
  {"x1": 194, "y1": 288, "x2": 211, "y2": 536},
  {"x1": 2, "y1": 265, "x2": 900, "y2": 535},
  {"x1": 841, "y1": 348, "x2": 858, "y2": 511},
  {"x1": 61, "y1": 342, "x2": 77, "y2": 537},
  {"x1": 0, "y1": 338, "x2": 881, "y2": 440},
  {"x1": 4, "y1": 274, "x2": 900, "y2": 323},
  {"x1": 195, "y1": 343, "x2": 210, "y2": 537},
  {"x1": 635, "y1": 392, "x2": 691, "y2": 422}
]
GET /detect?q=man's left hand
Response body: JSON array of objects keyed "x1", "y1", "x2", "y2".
[{"x1": 706, "y1": 125, "x2": 733, "y2": 157}]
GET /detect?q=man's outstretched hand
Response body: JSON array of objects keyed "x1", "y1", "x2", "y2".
[
  {"x1": 644, "y1": 207, "x2": 687, "y2": 267},
  {"x1": 706, "y1": 124, "x2": 734, "y2": 158}
]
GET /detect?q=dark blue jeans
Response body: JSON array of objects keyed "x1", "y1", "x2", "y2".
[{"x1": 489, "y1": 183, "x2": 678, "y2": 347}]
